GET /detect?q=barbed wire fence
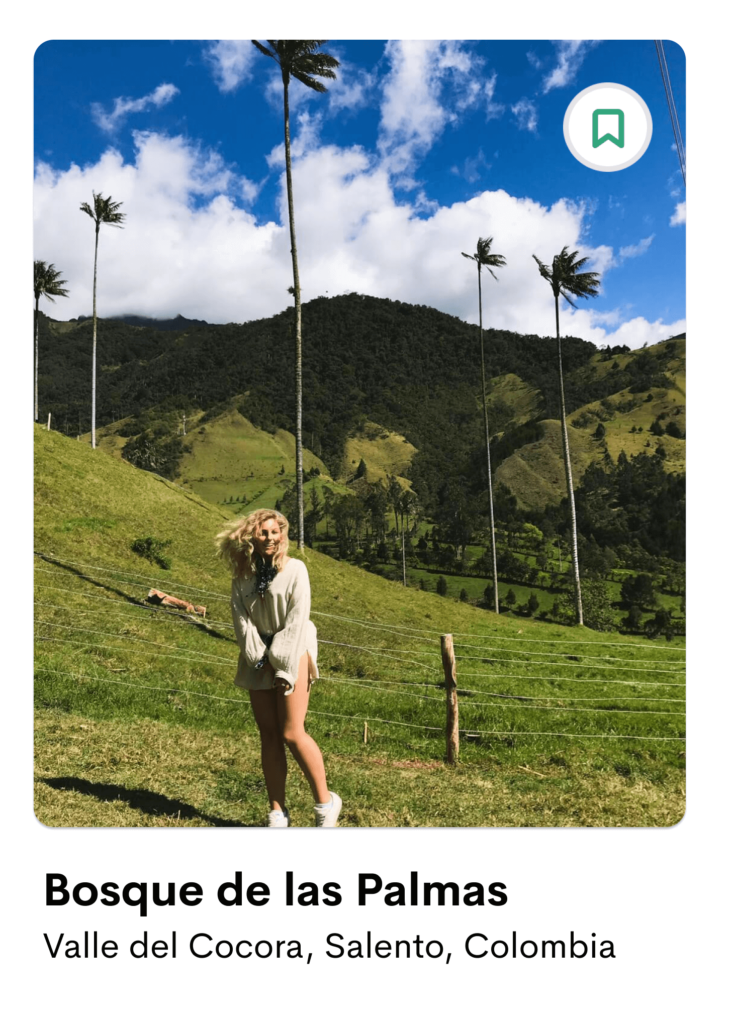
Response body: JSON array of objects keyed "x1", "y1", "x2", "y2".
[{"x1": 34, "y1": 553, "x2": 686, "y2": 762}]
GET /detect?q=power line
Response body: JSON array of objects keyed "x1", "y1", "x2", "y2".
[{"x1": 655, "y1": 40, "x2": 686, "y2": 185}]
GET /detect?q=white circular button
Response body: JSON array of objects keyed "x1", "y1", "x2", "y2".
[{"x1": 564, "y1": 82, "x2": 653, "y2": 172}]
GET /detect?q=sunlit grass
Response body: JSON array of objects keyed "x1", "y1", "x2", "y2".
[{"x1": 34, "y1": 426, "x2": 685, "y2": 827}]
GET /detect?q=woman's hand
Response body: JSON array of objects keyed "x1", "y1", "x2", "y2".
[{"x1": 275, "y1": 675, "x2": 295, "y2": 696}]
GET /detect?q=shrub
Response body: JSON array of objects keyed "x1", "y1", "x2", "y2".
[
  {"x1": 582, "y1": 579, "x2": 615, "y2": 631},
  {"x1": 131, "y1": 536, "x2": 172, "y2": 570},
  {"x1": 623, "y1": 605, "x2": 643, "y2": 630},
  {"x1": 645, "y1": 607, "x2": 673, "y2": 639},
  {"x1": 436, "y1": 576, "x2": 448, "y2": 596},
  {"x1": 620, "y1": 573, "x2": 656, "y2": 609}
]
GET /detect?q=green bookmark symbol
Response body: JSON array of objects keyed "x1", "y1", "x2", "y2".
[{"x1": 592, "y1": 109, "x2": 625, "y2": 148}]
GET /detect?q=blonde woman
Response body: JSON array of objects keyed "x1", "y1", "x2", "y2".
[{"x1": 217, "y1": 509, "x2": 341, "y2": 827}]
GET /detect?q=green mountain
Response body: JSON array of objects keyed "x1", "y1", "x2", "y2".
[{"x1": 37, "y1": 295, "x2": 684, "y2": 567}]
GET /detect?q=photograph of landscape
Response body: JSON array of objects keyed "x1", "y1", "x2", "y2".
[{"x1": 34, "y1": 39, "x2": 685, "y2": 827}]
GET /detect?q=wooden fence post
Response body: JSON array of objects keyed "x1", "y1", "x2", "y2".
[
  {"x1": 47, "y1": 413, "x2": 51, "y2": 431},
  {"x1": 441, "y1": 633, "x2": 459, "y2": 764}
]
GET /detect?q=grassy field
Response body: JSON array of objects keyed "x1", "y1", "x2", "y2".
[
  {"x1": 34, "y1": 426, "x2": 685, "y2": 827},
  {"x1": 371, "y1": 561, "x2": 684, "y2": 624}
]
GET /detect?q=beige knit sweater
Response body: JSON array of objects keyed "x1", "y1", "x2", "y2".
[{"x1": 230, "y1": 558, "x2": 318, "y2": 692}]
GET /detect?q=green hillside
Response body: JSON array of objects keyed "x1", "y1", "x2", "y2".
[
  {"x1": 37, "y1": 299, "x2": 684, "y2": 537},
  {"x1": 496, "y1": 419, "x2": 597, "y2": 510},
  {"x1": 342, "y1": 420, "x2": 417, "y2": 489},
  {"x1": 34, "y1": 427, "x2": 685, "y2": 827},
  {"x1": 492, "y1": 338, "x2": 685, "y2": 510}
]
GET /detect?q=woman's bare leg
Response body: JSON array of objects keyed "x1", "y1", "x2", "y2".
[
  {"x1": 249, "y1": 684, "x2": 287, "y2": 811},
  {"x1": 276, "y1": 654, "x2": 330, "y2": 804}
]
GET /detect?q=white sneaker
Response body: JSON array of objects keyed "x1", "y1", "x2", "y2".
[
  {"x1": 267, "y1": 808, "x2": 289, "y2": 828},
  {"x1": 314, "y1": 792, "x2": 342, "y2": 828}
]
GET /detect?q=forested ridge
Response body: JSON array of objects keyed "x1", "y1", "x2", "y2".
[
  {"x1": 38, "y1": 292, "x2": 599, "y2": 461},
  {"x1": 37, "y1": 292, "x2": 685, "y2": 588}
]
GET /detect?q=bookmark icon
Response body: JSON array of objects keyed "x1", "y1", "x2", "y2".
[
  {"x1": 593, "y1": 109, "x2": 625, "y2": 148},
  {"x1": 564, "y1": 84, "x2": 651, "y2": 171}
]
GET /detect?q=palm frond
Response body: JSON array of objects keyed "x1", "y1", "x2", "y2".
[
  {"x1": 252, "y1": 39, "x2": 275, "y2": 59},
  {"x1": 290, "y1": 72, "x2": 329, "y2": 93},
  {"x1": 34, "y1": 260, "x2": 69, "y2": 301},
  {"x1": 535, "y1": 246, "x2": 600, "y2": 300},
  {"x1": 252, "y1": 39, "x2": 340, "y2": 91},
  {"x1": 476, "y1": 237, "x2": 506, "y2": 267},
  {"x1": 465, "y1": 237, "x2": 507, "y2": 276},
  {"x1": 562, "y1": 272, "x2": 600, "y2": 298},
  {"x1": 532, "y1": 254, "x2": 553, "y2": 282},
  {"x1": 80, "y1": 191, "x2": 126, "y2": 228}
]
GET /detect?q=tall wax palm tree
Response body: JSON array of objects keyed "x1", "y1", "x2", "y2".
[
  {"x1": 34, "y1": 261, "x2": 68, "y2": 422},
  {"x1": 80, "y1": 192, "x2": 125, "y2": 448},
  {"x1": 252, "y1": 40, "x2": 339, "y2": 549},
  {"x1": 462, "y1": 237, "x2": 506, "y2": 615},
  {"x1": 533, "y1": 246, "x2": 600, "y2": 626}
]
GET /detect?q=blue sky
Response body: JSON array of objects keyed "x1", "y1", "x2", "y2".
[{"x1": 34, "y1": 39, "x2": 685, "y2": 347}]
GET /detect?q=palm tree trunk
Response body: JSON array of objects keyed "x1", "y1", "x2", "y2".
[
  {"x1": 478, "y1": 265, "x2": 500, "y2": 614},
  {"x1": 555, "y1": 293, "x2": 583, "y2": 625},
  {"x1": 34, "y1": 298, "x2": 40, "y2": 422},
  {"x1": 91, "y1": 223, "x2": 99, "y2": 450},
  {"x1": 282, "y1": 74, "x2": 304, "y2": 549}
]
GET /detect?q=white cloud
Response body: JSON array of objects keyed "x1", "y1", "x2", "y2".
[
  {"x1": 483, "y1": 72, "x2": 505, "y2": 121},
  {"x1": 91, "y1": 83, "x2": 179, "y2": 133},
  {"x1": 265, "y1": 110, "x2": 323, "y2": 169},
  {"x1": 205, "y1": 41, "x2": 256, "y2": 93},
  {"x1": 542, "y1": 41, "x2": 599, "y2": 93},
  {"x1": 587, "y1": 235, "x2": 654, "y2": 275},
  {"x1": 589, "y1": 245, "x2": 616, "y2": 275},
  {"x1": 327, "y1": 62, "x2": 376, "y2": 114},
  {"x1": 34, "y1": 130, "x2": 680, "y2": 348},
  {"x1": 670, "y1": 201, "x2": 686, "y2": 226},
  {"x1": 618, "y1": 234, "x2": 655, "y2": 260},
  {"x1": 378, "y1": 41, "x2": 499, "y2": 178},
  {"x1": 451, "y1": 148, "x2": 491, "y2": 184},
  {"x1": 578, "y1": 314, "x2": 687, "y2": 350},
  {"x1": 511, "y1": 98, "x2": 538, "y2": 132}
]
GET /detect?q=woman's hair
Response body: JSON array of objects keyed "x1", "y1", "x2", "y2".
[{"x1": 216, "y1": 508, "x2": 290, "y2": 577}]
